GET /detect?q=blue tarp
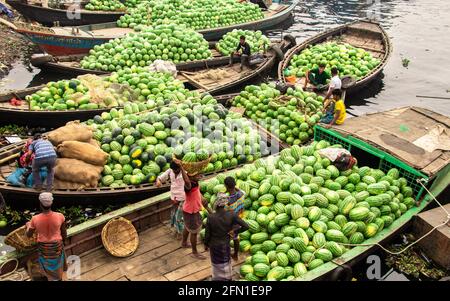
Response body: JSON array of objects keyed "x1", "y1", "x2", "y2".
[
  {"x1": 0, "y1": 3, "x2": 14, "y2": 19},
  {"x1": 6, "y1": 167, "x2": 48, "y2": 187}
]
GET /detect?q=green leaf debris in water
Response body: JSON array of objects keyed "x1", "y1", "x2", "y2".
[
  {"x1": 402, "y1": 58, "x2": 410, "y2": 68},
  {"x1": 399, "y1": 124, "x2": 410, "y2": 132}
]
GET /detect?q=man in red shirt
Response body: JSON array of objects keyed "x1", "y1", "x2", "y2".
[{"x1": 26, "y1": 192, "x2": 67, "y2": 281}]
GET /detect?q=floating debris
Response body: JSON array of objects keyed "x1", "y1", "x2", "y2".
[
  {"x1": 385, "y1": 234, "x2": 448, "y2": 280},
  {"x1": 401, "y1": 57, "x2": 410, "y2": 68}
]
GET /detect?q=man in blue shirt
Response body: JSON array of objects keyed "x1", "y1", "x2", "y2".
[{"x1": 27, "y1": 134, "x2": 57, "y2": 191}]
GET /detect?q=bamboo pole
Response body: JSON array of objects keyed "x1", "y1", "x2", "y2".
[
  {"x1": 0, "y1": 17, "x2": 17, "y2": 31},
  {"x1": 0, "y1": 153, "x2": 19, "y2": 165},
  {"x1": 416, "y1": 95, "x2": 450, "y2": 100}
]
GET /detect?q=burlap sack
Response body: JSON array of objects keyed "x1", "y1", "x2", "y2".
[
  {"x1": 88, "y1": 139, "x2": 100, "y2": 148},
  {"x1": 57, "y1": 141, "x2": 108, "y2": 166},
  {"x1": 47, "y1": 121, "x2": 93, "y2": 146},
  {"x1": 54, "y1": 158, "x2": 103, "y2": 187},
  {"x1": 53, "y1": 179, "x2": 86, "y2": 191}
]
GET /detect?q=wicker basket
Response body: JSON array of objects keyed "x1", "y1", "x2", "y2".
[
  {"x1": 4, "y1": 226, "x2": 37, "y2": 252},
  {"x1": 101, "y1": 217, "x2": 139, "y2": 258},
  {"x1": 172, "y1": 155, "x2": 212, "y2": 176}
]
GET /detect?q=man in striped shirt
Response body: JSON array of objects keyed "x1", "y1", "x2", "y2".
[
  {"x1": 27, "y1": 134, "x2": 57, "y2": 191},
  {"x1": 223, "y1": 176, "x2": 245, "y2": 260}
]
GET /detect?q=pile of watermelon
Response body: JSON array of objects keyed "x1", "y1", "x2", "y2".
[
  {"x1": 24, "y1": 77, "x2": 132, "y2": 111},
  {"x1": 85, "y1": 0, "x2": 125, "y2": 11},
  {"x1": 232, "y1": 84, "x2": 324, "y2": 145},
  {"x1": 284, "y1": 42, "x2": 381, "y2": 80},
  {"x1": 216, "y1": 30, "x2": 270, "y2": 56},
  {"x1": 80, "y1": 24, "x2": 212, "y2": 72},
  {"x1": 117, "y1": 0, "x2": 263, "y2": 30},
  {"x1": 199, "y1": 140, "x2": 416, "y2": 281},
  {"x1": 86, "y1": 93, "x2": 266, "y2": 187},
  {"x1": 123, "y1": 0, "x2": 146, "y2": 8},
  {"x1": 105, "y1": 68, "x2": 187, "y2": 107}
]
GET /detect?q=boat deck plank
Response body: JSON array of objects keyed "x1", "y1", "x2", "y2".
[{"x1": 77, "y1": 223, "x2": 225, "y2": 281}]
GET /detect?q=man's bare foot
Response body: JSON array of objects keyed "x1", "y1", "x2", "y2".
[
  {"x1": 181, "y1": 242, "x2": 191, "y2": 248},
  {"x1": 232, "y1": 254, "x2": 238, "y2": 261},
  {"x1": 191, "y1": 253, "x2": 206, "y2": 260}
]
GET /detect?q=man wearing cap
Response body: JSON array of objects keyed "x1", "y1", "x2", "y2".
[
  {"x1": 204, "y1": 193, "x2": 249, "y2": 281},
  {"x1": 26, "y1": 192, "x2": 67, "y2": 281}
]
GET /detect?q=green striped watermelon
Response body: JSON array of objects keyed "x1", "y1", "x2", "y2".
[
  {"x1": 325, "y1": 229, "x2": 347, "y2": 243},
  {"x1": 253, "y1": 263, "x2": 270, "y2": 278},
  {"x1": 312, "y1": 233, "x2": 327, "y2": 249},
  {"x1": 349, "y1": 207, "x2": 370, "y2": 221},
  {"x1": 315, "y1": 249, "x2": 333, "y2": 262}
]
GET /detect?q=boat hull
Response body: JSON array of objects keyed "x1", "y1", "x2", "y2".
[
  {"x1": 7, "y1": 0, "x2": 125, "y2": 26},
  {"x1": 278, "y1": 20, "x2": 392, "y2": 95},
  {"x1": 15, "y1": 0, "x2": 298, "y2": 56},
  {"x1": 2, "y1": 39, "x2": 295, "y2": 128},
  {"x1": 17, "y1": 30, "x2": 110, "y2": 56}
]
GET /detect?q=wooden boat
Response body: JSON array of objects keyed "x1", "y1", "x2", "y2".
[
  {"x1": 0, "y1": 38, "x2": 295, "y2": 128},
  {"x1": 6, "y1": 0, "x2": 125, "y2": 27},
  {"x1": 1, "y1": 106, "x2": 448, "y2": 281},
  {"x1": 13, "y1": 0, "x2": 299, "y2": 56},
  {"x1": 278, "y1": 20, "x2": 392, "y2": 94},
  {"x1": 0, "y1": 108, "x2": 286, "y2": 208}
]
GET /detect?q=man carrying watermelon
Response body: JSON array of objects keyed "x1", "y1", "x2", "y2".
[
  {"x1": 204, "y1": 193, "x2": 249, "y2": 280},
  {"x1": 229, "y1": 35, "x2": 251, "y2": 72},
  {"x1": 182, "y1": 173, "x2": 212, "y2": 260},
  {"x1": 304, "y1": 63, "x2": 331, "y2": 91}
]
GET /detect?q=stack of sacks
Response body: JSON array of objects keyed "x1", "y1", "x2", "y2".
[{"x1": 47, "y1": 121, "x2": 108, "y2": 190}]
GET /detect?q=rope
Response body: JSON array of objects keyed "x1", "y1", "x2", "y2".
[
  {"x1": 417, "y1": 178, "x2": 450, "y2": 217},
  {"x1": 336, "y1": 179, "x2": 450, "y2": 255},
  {"x1": 0, "y1": 258, "x2": 24, "y2": 281}
]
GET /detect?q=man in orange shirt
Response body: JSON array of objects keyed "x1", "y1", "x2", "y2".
[{"x1": 26, "y1": 192, "x2": 67, "y2": 281}]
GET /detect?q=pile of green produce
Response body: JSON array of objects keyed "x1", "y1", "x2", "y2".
[
  {"x1": 199, "y1": 140, "x2": 416, "y2": 281},
  {"x1": 105, "y1": 68, "x2": 186, "y2": 107},
  {"x1": 216, "y1": 30, "x2": 270, "y2": 56},
  {"x1": 87, "y1": 93, "x2": 266, "y2": 187},
  {"x1": 80, "y1": 24, "x2": 212, "y2": 71},
  {"x1": 0, "y1": 125, "x2": 30, "y2": 136},
  {"x1": 123, "y1": 0, "x2": 146, "y2": 8},
  {"x1": 85, "y1": 0, "x2": 125, "y2": 11},
  {"x1": 284, "y1": 42, "x2": 381, "y2": 80},
  {"x1": 24, "y1": 77, "x2": 134, "y2": 111},
  {"x1": 117, "y1": 0, "x2": 263, "y2": 30},
  {"x1": 232, "y1": 84, "x2": 324, "y2": 145},
  {"x1": 0, "y1": 204, "x2": 122, "y2": 231}
]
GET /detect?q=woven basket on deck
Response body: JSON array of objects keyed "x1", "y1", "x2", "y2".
[
  {"x1": 4, "y1": 225, "x2": 37, "y2": 252},
  {"x1": 172, "y1": 155, "x2": 212, "y2": 176},
  {"x1": 101, "y1": 217, "x2": 139, "y2": 258}
]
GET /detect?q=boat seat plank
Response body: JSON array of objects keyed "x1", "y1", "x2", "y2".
[
  {"x1": 81, "y1": 260, "x2": 122, "y2": 281},
  {"x1": 124, "y1": 246, "x2": 200, "y2": 277},
  {"x1": 163, "y1": 255, "x2": 213, "y2": 281},
  {"x1": 96, "y1": 267, "x2": 126, "y2": 281},
  {"x1": 118, "y1": 240, "x2": 186, "y2": 276},
  {"x1": 79, "y1": 224, "x2": 171, "y2": 273},
  {"x1": 329, "y1": 107, "x2": 450, "y2": 176}
]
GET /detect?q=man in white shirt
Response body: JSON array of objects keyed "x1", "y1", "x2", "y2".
[{"x1": 324, "y1": 67, "x2": 342, "y2": 100}]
